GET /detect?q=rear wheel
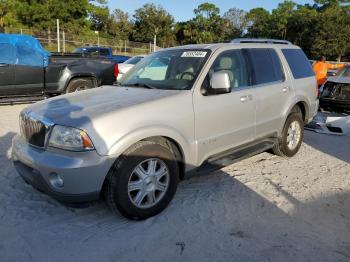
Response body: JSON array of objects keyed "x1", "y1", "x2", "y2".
[
  {"x1": 104, "y1": 140, "x2": 179, "y2": 220},
  {"x1": 272, "y1": 112, "x2": 304, "y2": 157},
  {"x1": 66, "y1": 78, "x2": 95, "y2": 93}
]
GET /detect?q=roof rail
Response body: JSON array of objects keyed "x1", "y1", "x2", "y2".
[{"x1": 231, "y1": 38, "x2": 292, "y2": 45}]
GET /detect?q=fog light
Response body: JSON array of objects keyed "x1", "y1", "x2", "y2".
[{"x1": 49, "y1": 172, "x2": 64, "y2": 188}]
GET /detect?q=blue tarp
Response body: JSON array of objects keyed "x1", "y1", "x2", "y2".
[{"x1": 0, "y1": 33, "x2": 51, "y2": 67}]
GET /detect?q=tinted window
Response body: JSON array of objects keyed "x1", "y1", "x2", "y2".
[
  {"x1": 246, "y1": 48, "x2": 284, "y2": 85},
  {"x1": 99, "y1": 48, "x2": 110, "y2": 56},
  {"x1": 0, "y1": 43, "x2": 16, "y2": 64},
  {"x1": 208, "y1": 50, "x2": 249, "y2": 89},
  {"x1": 270, "y1": 50, "x2": 285, "y2": 82},
  {"x1": 282, "y1": 49, "x2": 314, "y2": 79}
]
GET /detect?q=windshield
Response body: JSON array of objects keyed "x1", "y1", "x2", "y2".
[
  {"x1": 119, "y1": 49, "x2": 210, "y2": 90},
  {"x1": 125, "y1": 56, "x2": 144, "y2": 65},
  {"x1": 338, "y1": 66, "x2": 350, "y2": 77},
  {"x1": 73, "y1": 48, "x2": 109, "y2": 56}
]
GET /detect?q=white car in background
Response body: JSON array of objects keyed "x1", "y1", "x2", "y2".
[{"x1": 117, "y1": 55, "x2": 146, "y2": 80}]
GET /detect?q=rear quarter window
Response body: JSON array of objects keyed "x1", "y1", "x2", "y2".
[{"x1": 282, "y1": 49, "x2": 314, "y2": 79}]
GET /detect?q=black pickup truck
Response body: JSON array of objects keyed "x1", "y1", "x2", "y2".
[{"x1": 0, "y1": 34, "x2": 118, "y2": 100}]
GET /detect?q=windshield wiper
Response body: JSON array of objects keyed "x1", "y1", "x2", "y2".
[{"x1": 124, "y1": 83, "x2": 157, "y2": 89}]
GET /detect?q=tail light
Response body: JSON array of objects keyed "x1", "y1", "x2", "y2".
[{"x1": 114, "y1": 63, "x2": 119, "y2": 78}]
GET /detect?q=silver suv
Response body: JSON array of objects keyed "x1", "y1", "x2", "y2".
[{"x1": 12, "y1": 39, "x2": 318, "y2": 219}]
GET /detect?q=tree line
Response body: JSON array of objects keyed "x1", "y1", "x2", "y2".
[{"x1": 0, "y1": 0, "x2": 349, "y2": 60}]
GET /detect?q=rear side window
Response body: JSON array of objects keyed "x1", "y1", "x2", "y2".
[
  {"x1": 282, "y1": 49, "x2": 314, "y2": 79},
  {"x1": 245, "y1": 48, "x2": 285, "y2": 85}
]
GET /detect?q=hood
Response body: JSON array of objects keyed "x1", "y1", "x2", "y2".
[{"x1": 26, "y1": 86, "x2": 181, "y2": 127}]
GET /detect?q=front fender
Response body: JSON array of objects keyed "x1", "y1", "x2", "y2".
[{"x1": 106, "y1": 125, "x2": 197, "y2": 169}]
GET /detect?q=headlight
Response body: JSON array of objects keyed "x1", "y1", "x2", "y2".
[{"x1": 48, "y1": 125, "x2": 94, "y2": 151}]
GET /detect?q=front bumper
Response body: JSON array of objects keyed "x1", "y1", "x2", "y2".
[
  {"x1": 12, "y1": 135, "x2": 115, "y2": 203},
  {"x1": 320, "y1": 98, "x2": 350, "y2": 112}
]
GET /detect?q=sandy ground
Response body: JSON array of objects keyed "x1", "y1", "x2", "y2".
[{"x1": 0, "y1": 104, "x2": 350, "y2": 262}]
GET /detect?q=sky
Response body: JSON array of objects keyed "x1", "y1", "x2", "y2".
[{"x1": 108, "y1": 0, "x2": 314, "y2": 22}]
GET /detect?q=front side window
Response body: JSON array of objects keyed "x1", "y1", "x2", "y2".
[
  {"x1": 0, "y1": 43, "x2": 16, "y2": 64},
  {"x1": 120, "y1": 49, "x2": 210, "y2": 90},
  {"x1": 16, "y1": 44, "x2": 44, "y2": 67},
  {"x1": 204, "y1": 49, "x2": 249, "y2": 90}
]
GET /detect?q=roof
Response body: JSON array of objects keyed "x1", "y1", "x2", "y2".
[
  {"x1": 163, "y1": 41, "x2": 299, "y2": 52},
  {"x1": 0, "y1": 33, "x2": 50, "y2": 67}
]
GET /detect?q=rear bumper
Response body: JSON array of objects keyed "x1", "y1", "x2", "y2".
[{"x1": 12, "y1": 135, "x2": 115, "y2": 203}]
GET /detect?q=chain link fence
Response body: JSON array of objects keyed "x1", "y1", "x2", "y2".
[{"x1": 5, "y1": 27, "x2": 161, "y2": 56}]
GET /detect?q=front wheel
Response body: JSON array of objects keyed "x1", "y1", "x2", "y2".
[
  {"x1": 272, "y1": 113, "x2": 304, "y2": 157},
  {"x1": 104, "y1": 140, "x2": 179, "y2": 220}
]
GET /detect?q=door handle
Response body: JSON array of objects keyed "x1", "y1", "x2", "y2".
[
  {"x1": 240, "y1": 95, "x2": 253, "y2": 103},
  {"x1": 282, "y1": 87, "x2": 290, "y2": 93}
]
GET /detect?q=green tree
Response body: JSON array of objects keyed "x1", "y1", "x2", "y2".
[
  {"x1": 223, "y1": 8, "x2": 248, "y2": 37},
  {"x1": 107, "y1": 9, "x2": 133, "y2": 40},
  {"x1": 89, "y1": 4, "x2": 110, "y2": 32},
  {"x1": 15, "y1": 0, "x2": 92, "y2": 33},
  {"x1": 286, "y1": 5, "x2": 318, "y2": 56},
  {"x1": 194, "y1": 2, "x2": 220, "y2": 18},
  {"x1": 132, "y1": 4, "x2": 175, "y2": 47},
  {"x1": 312, "y1": 4, "x2": 350, "y2": 61},
  {"x1": 0, "y1": 0, "x2": 21, "y2": 32},
  {"x1": 246, "y1": 8, "x2": 271, "y2": 38},
  {"x1": 270, "y1": 1, "x2": 296, "y2": 39}
]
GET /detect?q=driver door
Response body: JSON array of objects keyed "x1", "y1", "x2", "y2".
[
  {"x1": 0, "y1": 43, "x2": 16, "y2": 96},
  {"x1": 193, "y1": 49, "x2": 256, "y2": 163},
  {"x1": 14, "y1": 44, "x2": 45, "y2": 95}
]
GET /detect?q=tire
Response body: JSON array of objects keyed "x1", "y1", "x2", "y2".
[
  {"x1": 104, "y1": 140, "x2": 179, "y2": 220},
  {"x1": 272, "y1": 112, "x2": 304, "y2": 157},
  {"x1": 66, "y1": 78, "x2": 94, "y2": 93}
]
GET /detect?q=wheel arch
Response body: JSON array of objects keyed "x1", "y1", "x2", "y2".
[
  {"x1": 100, "y1": 134, "x2": 188, "y2": 198},
  {"x1": 64, "y1": 75, "x2": 98, "y2": 92}
]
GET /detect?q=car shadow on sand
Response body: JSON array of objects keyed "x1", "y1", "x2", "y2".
[
  {"x1": 1, "y1": 132, "x2": 350, "y2": 262},
  {"x1": 304, "y1": 129, "x2": 350, "y2": 163},
  {"x1": 1, "y1": 99, "x2": 350, "y2": 261}
]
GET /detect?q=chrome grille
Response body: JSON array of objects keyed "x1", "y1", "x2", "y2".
[{"x1": 20, "y1": 112, "x2": 51, "y2": 148}]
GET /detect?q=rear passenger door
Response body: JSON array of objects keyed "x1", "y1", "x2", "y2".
[{"x1": 245, "y1": 48, "x2": 294, "y2": 139}]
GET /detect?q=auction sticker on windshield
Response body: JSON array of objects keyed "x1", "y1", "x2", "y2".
[{"x1": 181, "y1": 51, "x2": 207, "y2": 58}]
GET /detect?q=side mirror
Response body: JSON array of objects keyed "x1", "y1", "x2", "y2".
[{"x1": 210, "y1": 71, "x2": 231, "y2": 94}]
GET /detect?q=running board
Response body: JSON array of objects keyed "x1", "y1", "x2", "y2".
[{"x1": 186, "y1": 138, "x2": 276, "y2": 179}]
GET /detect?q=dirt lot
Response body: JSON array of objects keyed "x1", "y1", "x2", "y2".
[{"x1": 0, "y1": 104, "x2": 350, "y2": 262}]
